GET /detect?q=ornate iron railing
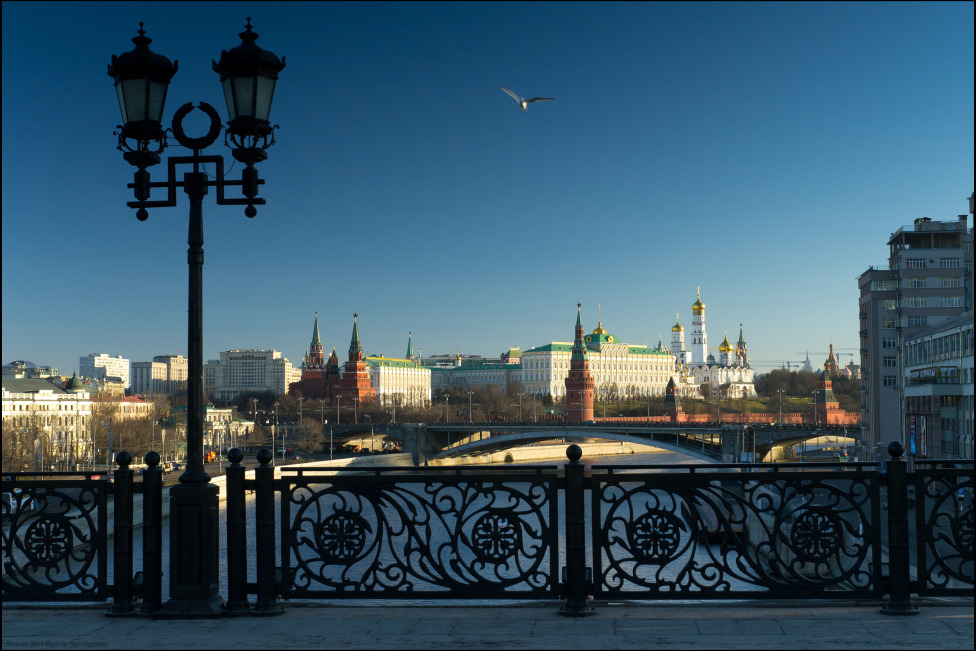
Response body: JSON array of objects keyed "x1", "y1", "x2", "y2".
[
  {"x1": 913, "y1": 460, "x2": 974, "y2": 597},
  {"x1": 588, "y1": 463, "x2": 882, "y2": 599},
  {"x1": 1, "y1": 472, "x2": 109, "y2": 602},
  {"x1": 273, "y1": 464, "x2": 560, "y2": 599},
  {"x1": 2, "y1": 443, "x2": 972, "y2": 616}
]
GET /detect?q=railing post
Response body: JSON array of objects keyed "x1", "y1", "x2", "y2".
[
  {"x1": 140, "y1": 451, "x2": 164, "y2": 614},
  {"x1": 881, "y1": 440, "x2": 919, "y2": 615},
  {"x1": 108, "y1": 451, "x2": 135, "y2": 617},
  {"x1": 560, "y1": 444, "x2": 595, "y2": 617},
  {"x1": 224, "y1": 448, "x2": 250, "y2": 615},
  {"x1": 252, "y1": 448, "x2": 282, "y2": 616}
]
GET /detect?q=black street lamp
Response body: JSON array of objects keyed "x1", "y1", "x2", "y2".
[{"x1": 109, "y1": 19, "x2": 284, "y2": 619}]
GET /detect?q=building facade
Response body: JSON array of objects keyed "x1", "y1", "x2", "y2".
[
  {"x1": 130, "y1": 354, "x2": 188, "y2": 397},
  {"x1": 858, "y1": 212, "x2": 973, "y2": 450},
  {"x1": 521, "y1": 319, "x2": 676, "y2": 401},
  {"x1": 204, "y1": 349, "x2": 301, "y2": 402},
  {"x1": 79, "y1": 353, "x2": 131, "y2": 390},
  {"x1": 902, "y1": 310, "x2": 974, "y2": 459},
  {"x1": 2, "y1": 376, "x2": 91, "y2": 470}
]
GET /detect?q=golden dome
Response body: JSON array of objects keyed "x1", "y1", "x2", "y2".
[
  {"x1": 692, "y1": 287, "x2": 705, "y2": 313},
  {"x1": 671, "y1": 313, "x2": 683, "y2": 332},
  {"x1": 719, "y1": 331, "x2": 732, "y2": 353},
  {"x1": 592, "y1": 320, "x2": 608, "y2": 336}
]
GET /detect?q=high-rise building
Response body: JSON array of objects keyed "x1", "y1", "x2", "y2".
[
  {"x1": 204, "y1": 349, "x2": 301, "y2": 402},
  {"x1": 130, "y1": 354, "x2": 188, "y2": 397},
  {"x1": 858, "y1": 210, "x2": 973, "y2": 453},
  {"x1": 79, "y1": 353, "x2": 130, "y2": 389}
]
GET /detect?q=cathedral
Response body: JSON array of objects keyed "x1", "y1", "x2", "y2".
[{"x1": 670, "y1": 289, "x2": 757, "y2": 399}]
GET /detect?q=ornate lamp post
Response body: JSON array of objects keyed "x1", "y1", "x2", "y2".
[{"x1": 109, "y1": 19, "x2": 284, "y2": 618}]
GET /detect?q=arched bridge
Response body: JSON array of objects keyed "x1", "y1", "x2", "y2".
[{"x1": 327, "y1": 423, "x2": 860, "y2": 464}]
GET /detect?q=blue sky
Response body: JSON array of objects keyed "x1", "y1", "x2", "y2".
[{"x1": 2, "y1": 1, "x2": 973, "y2": 377}]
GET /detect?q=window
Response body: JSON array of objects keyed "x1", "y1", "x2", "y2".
[
  {"x1": 881, "y1": 299, "x2": 897, "y2": 311},
  {"x1": 942, "y1": 297, "x2": 962, "y2": 308},
  {"x1": 906, "y1": 278, "x2": 925, "y2": 288},
  {"x1": 883, "y1": 356, "x2": 897, "y2": 367},
  {"x1": 906, "y1": 297, "x2": 926, "y2": 308},
  {"x1": 871, "y1": 280, "x2": 896, "y2": 291},
  {"x1": 941, "y1": 277, "x2": 961, "y2": 288},
  {"x1": 905, "y1": 258, "x2": 925, "y2": 269},
  {"x1": 882, "y1": 337, "x2": 897, "y2": 349},
  {"x1": 883, "y1": 376, "x2": 897, "y2": 387},
  {"x1": 939, "y1": 257, "x2": 960, "y2": 269},
  {"x1": 882, "y1": 318, "x2": 897, "y2": 329},
  {"x1": 908, "y1": 316, "x2": 928, "y2": 327}
]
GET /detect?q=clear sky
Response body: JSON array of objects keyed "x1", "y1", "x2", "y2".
[{"x1": 2, "y1": 1, "x2": 973, "y2": 377}]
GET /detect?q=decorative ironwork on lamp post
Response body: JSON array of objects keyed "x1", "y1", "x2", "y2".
[{"x1": 109, "y1": 18, "x2": 284, "y2": 618}]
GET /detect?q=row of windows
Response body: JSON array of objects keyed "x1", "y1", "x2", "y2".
[
  {"x1": 904, "y1": 328, "x2": 975, "y2": 366},
  {"x1": 904, "y1": 257, "x2": 961, "y2": 269}
]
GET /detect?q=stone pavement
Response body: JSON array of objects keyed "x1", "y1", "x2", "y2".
[{"x1": 2, "y1": 599, "x2": 972, "y2": 650}]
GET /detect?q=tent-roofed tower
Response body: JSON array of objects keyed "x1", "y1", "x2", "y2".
[
  {"x1": 564, "y1": 304, "x2": 595, "y2": 422},
  {"x1": 336, "y1": 313, "x2": 375, "y2": 420}
]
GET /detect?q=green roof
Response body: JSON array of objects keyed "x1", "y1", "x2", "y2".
[
  {"x1": 524, "y1": 343, "x2": 574, "y2": 354},
  {"x1": 365, "y1": 356, "x2": 420, "y2": 369}
]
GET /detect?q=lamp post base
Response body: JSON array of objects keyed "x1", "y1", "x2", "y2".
[
  {"x1": 152, "y1": 482, "x2": 224, "y2": 619},
  {"x1": 152, "y1": 595, "x2": 225, "y2": 620}
]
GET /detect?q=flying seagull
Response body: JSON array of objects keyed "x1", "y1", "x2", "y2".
[{"x1": 499, "y1": 85, "x2": 554, "y2": 111}]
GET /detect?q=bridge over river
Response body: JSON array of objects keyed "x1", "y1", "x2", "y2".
[{"x1": 328, "y1": 422, "x2": 862, "y2": 464}]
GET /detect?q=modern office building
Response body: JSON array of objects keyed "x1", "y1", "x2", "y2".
[
  {"x1": 204, "y1": 349, "x2": 301, "y2": 402},
  {"x1": 902, "y1": 310, "x2": 973, "y2": 459},
  {"x1": 79, "y1": 353, "x2": 130, "y2": 390},
  {"x1": 130, "y1": 354, "x2": 188, "y2": 397},
  {"x1": 858, "y1": 211, "x2": 973, "y2": 452}
]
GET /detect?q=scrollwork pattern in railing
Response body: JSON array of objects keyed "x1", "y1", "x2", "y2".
[
  {"x1": 593, "y1": 471, "x2": 880, "y2": 599},
  {"x1": 916, "y1": 468, "x2": 974, "y2": 595},
  {"x1": 283, "y1": 475, "x2": 557, "y2": 598},
  {"x1": 1, "y1": 483, "x2": 107, "y2": 601}
]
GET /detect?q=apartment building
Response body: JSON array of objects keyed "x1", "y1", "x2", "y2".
[{"x1": 858, "y1": 211, "x2": 973, "y2": 453}]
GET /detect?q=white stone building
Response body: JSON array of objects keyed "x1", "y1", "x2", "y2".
[{"x1": 2, "y1": 376, "x2": 92, "y2": 469}]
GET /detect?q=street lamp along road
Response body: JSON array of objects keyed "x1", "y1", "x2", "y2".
[{"x1": 109, "y1": 19, "x2": 284, "y2": 619}]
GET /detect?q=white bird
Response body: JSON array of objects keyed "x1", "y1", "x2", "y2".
[{"x1": 499, "y1": 85, "x2": 554, "y2": 111}]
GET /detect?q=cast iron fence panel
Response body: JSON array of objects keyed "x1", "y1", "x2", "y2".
[
  {"x1": 1, "y1": 473, "x2": 109, "y2": 601},
  {"x1": 913, "y1": 460, "x2": 974, "y2": 596},
  {"x1": 279, "y1": 466, "x2": 560, "y2": 599},
  {"x1": 589, "y1": 463, "x2": 882, "y2": 600}
]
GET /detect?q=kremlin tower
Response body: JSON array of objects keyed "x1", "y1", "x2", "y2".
[
  {"x1": 564, "y1": 304, "x2": 595, "y2": 422},
  {"x1": 336, "y1": 313, "x2": 375, "y2": 420},
  {"x1": 291, "y1": 312, "x2": 328, "y2": 399}
]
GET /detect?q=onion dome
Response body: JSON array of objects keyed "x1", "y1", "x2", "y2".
[
  {"x1": 672, "y1": 313, "x2": 684, "y2": 332},
  {"x1": 592, "y1": 320, "x2": 608, "y2": 336},
  {"x1": 692, "y1": 287, "x2": 706, "y2": 314},
  {"x1": 719, "y1": 331, "x2": 733, "y2": 353},
  {"x1": 65, "y1": 373, "x2": 86, "y2": 393}
]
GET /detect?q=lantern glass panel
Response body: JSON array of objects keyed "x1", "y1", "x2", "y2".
[
  {"x1": 147, "y1": 80, "x2": 168, "y2": 124},
  {"x1": 254, "y1": 75, "x2": 276, "y2": 121},
  {"x1": 121, "y1": 78, "x2": 146, "y2": 124},
  {"x1": 232, "y1": 76, "x2": 255, "y2": 119},
  {"x1": 115, "y1": 83, "x2": 127, "y2": 123},
  {"x1": 221, "y1": 77, "x2": 237, "y2": 120}
]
